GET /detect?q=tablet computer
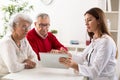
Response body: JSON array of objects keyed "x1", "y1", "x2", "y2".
[{"x1": 39, "y1": 53, "x2": 68, "y2": 69}]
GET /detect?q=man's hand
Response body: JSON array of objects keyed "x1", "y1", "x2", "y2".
[
  {"x1": 50, "y1": 49, "x2": 60, "y2": 53},
  {"x1": 50, "y1": 47, "x2": 68, "y2": 54},
  {"x1": 59, "y1": 47, "x2": 68, "y2": 53}
]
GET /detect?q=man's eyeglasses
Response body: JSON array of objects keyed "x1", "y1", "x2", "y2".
[{"x1": 38, "y1": 23, "x2": 50, "y2": 27}]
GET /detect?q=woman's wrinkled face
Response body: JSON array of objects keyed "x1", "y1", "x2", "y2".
[
  {"x1": 13, "y1": 19, "x2": 31, "y2": 40},
  {"x1": 85, "y1": 13, "x2": 99, "y2": 33}
]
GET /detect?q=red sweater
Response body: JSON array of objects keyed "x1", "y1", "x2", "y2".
[{"x1": 26, "y1": 28, "x2": 67, "y2": 60}]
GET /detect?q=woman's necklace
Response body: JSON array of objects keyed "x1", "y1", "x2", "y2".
[{"x1": 11, "y1": 35, "x2": 21, "y2": 48}]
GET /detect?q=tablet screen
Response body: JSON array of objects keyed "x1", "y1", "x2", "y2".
[{"x1": 39, "y1": 53, "x2": 68, "y2": 69}]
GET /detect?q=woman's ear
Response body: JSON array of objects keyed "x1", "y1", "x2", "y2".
[
  {"x1": 97, "y1": 20, "x2": 100, "y2": 24},
  {"x1": 13, "y1": 23, "x2": 17, "y2": 30}
]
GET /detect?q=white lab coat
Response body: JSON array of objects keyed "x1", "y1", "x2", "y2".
[
  {"x1": 0, "y1": 34, "x2": 38, "y2": 74},
  {"x1": 72, "y1": 34, "x2": 118, "y2": 80}
]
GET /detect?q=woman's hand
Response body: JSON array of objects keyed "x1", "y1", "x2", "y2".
[
  {"x1": 23, "y1": 59, "x2": 36, "y2": 69},
  {"x1": 59, "y1": 57, "x2": 71, "y2": 67},
  {"x1": 59, "y1": 57, "x2": 79, "y2": 71}
]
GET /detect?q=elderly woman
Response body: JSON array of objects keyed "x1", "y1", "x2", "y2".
[{"x1": 0, "y1": 13, "x2": 38, "y2": 75}]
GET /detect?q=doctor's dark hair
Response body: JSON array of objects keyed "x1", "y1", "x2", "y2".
[{"x1": 84, "y1": 7, "x2": 110, "y2": 39}]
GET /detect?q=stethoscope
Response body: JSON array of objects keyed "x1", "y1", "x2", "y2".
[
  {"x1": 87, "y1": 48, "x2": 94, "y2": 66},
  {"x1": 86, "y1": 41, "x2": 95, "y2": 66}
]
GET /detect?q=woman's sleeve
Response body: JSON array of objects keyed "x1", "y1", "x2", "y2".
[
  {"x1": 72, "y1": 45, "x2": 91, "y2": 64},
  {"x1": 0, "y1": 40, "x2": 25, "y2": 73},
  {"x1": 78, "y1": 39, "x2": 116, "y2": 79}
]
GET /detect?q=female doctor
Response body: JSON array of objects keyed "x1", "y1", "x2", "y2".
[{"x1": 59, "y1": 7, "x2": 117, "y2": 80}]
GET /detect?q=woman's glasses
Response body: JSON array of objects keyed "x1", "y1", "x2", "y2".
[{"x1": 21, "y1": 26, "x2": 31, "y2": 31}]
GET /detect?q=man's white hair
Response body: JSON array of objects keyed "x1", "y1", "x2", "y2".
[{"x1": 9, "y1": 13, "x2": 32, "y2": 31}]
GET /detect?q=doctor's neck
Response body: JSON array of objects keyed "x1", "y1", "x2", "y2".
[{"x1": 93, "y1": 31, "x2": 101, "y2": 40}]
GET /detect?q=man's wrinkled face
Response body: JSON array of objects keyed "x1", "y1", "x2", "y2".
[{"x1": 35, "y1": 17, "x2": 50, "y2": 37}]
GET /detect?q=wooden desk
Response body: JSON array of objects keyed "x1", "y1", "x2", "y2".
[{"x1": 2, "y1": 65, "x2": 83, "y2": 80}]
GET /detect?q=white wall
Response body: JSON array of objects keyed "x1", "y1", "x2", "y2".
[
  {"x1": 118, "y1": 0, "x2": 120, "y2": 60},
  {"x1": 0, "y1": 0, "x2": 99, "y2": 45},
  {"x1": 30, "y1": 0, "x2": 98, "y2": 45}
]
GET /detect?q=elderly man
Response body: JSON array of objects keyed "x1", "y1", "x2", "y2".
[{"x1": 26, "y1": 13, "x2": 68, "y2": 60}]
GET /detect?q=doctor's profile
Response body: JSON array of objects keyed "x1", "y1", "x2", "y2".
[{"x1": 59, "y1": 7, "x2": 118, "y2": 80}]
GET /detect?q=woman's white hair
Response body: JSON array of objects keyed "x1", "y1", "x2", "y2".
[{"x1": 9, "y1": 13, "x2": 32, "y2": 31}]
